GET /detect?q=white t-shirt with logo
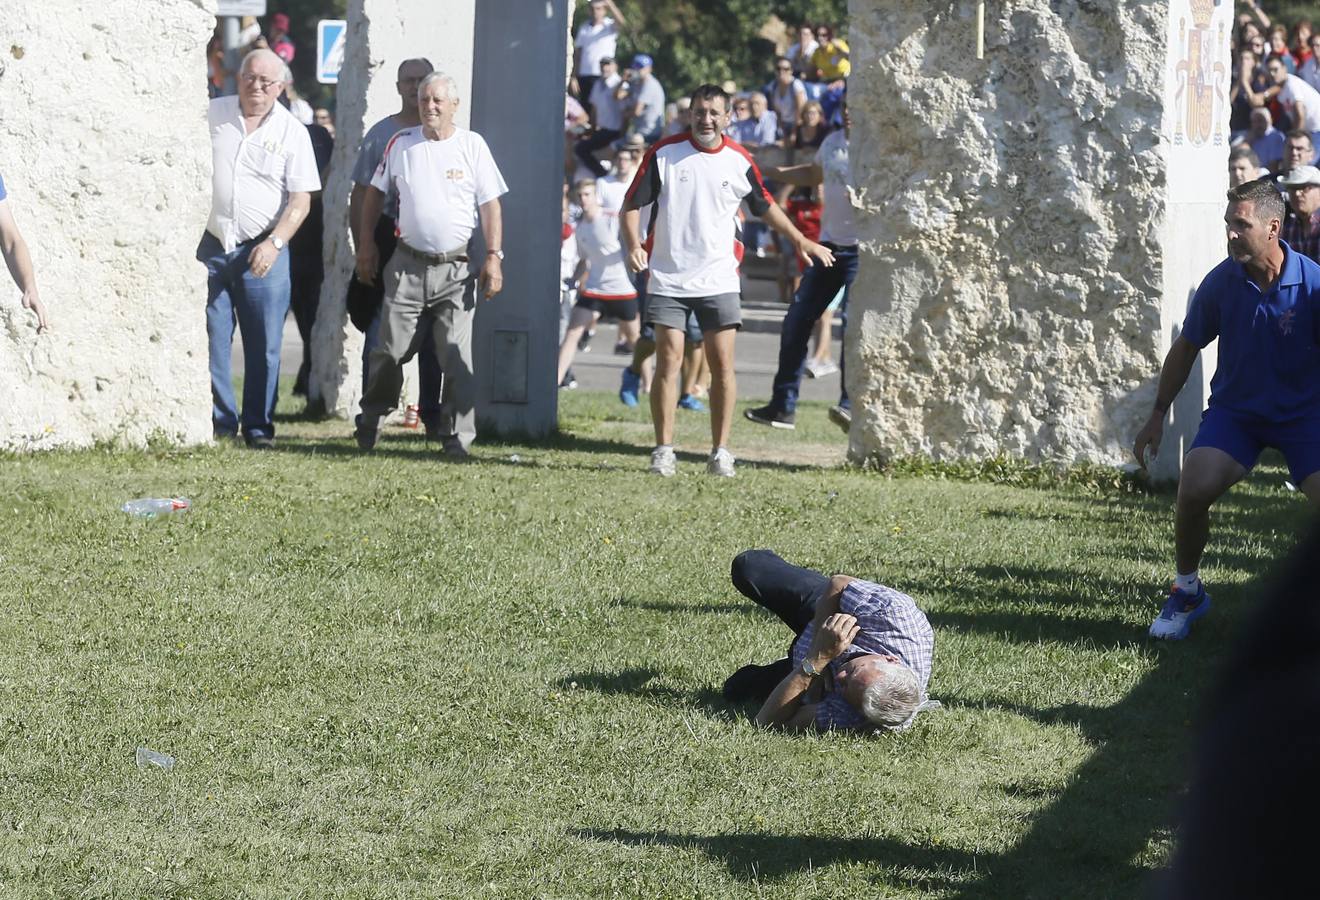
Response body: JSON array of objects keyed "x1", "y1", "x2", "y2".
[
  {"x1": 625, "y1": 134, "x2": 774, "y2": 298},
  {"x1": 576, "y1": 211, "x2": 636, "y2": 299},
  {"x1": 815, "y1": 129, "x2": 857, "y2": 245},
  {"x1": 371, "y1": 126, "x2": 509, "y2": 254},
  {"x1": 575, "y1": 18, "x2": 618, "y2": 77},
  {"x1": 207, "y1": 96, "x2": 321, "y2": 251},
  {"x1": 1279, "y1": 74, "x2": 1320, "y2": 132}
]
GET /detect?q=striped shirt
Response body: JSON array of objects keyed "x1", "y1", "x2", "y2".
[{"x1": 791, "y1": 580, "x2": 935, "y2": 731}]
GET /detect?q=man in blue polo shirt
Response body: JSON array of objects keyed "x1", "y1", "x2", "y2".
[{"x1": 1134, "y1": 179, "x2": 1320, "y2": 640}]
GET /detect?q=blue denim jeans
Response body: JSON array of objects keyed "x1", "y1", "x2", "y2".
[
  {"x1": 771, "y1": 243, "x2": 859, "y2": 414},
  {"x1": 200, "y1": 232, "x2": 291, "y2": 439}
]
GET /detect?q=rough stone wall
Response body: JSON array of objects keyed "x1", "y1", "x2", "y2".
[
  {"x1": 0, "y1": 0, "x2": 214, "y2": 451},
  {"x1": 308, "y1": 0, "x2": 474, "y2": 419},
  {"x1": 847, "y1": 0, "x2": 1200, "y2": 468}
]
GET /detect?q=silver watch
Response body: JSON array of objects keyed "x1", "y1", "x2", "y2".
[
  {"x1": 271, "y1": 236, "x2": 285, "y2": 251},
  {"x1": 488, "y1": 249, "x2": 504, "y2": 260},
  {"x1": 800, "y1": 658, "x2": 821, "y2": 677}
]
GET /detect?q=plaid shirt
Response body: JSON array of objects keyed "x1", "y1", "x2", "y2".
[
  {"x1": 790, "y1": 580, "x2": 935, "y2": 731},
  {"x1": 1284, "y1": 214, "x2": 1320, "y2": 265}
]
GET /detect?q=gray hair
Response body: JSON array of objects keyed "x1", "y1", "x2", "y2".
[
  {"x1": 858, "y1": 660, "x2": 922, "y2": 728},
  {"x1": 240, "y1": 48, "x2": 283, "y2": 75},
  {"x1": 1227, "y1": 178, "x2": 1286, "y2": 225},
  {"x1": 417, "y1": 71, "x2": 459, "y2": 103}
]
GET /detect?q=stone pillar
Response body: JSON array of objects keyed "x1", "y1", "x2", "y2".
[
  {"x1": 0, "y1": 0, "x2": 214, "y2": 451},
  {"x1": 308, "y1": 0, "x2": 476, "y2": 420},
  {"x1": 470, "y1": 0, "x2": 568, "y2": 439},
  {"x1": 847, "y1": 0, "x2": 1229, "y2": 480}
]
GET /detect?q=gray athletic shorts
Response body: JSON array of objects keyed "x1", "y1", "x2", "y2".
[{"x1": 646, "y1": 292, "x2": 742, "y2": 333}]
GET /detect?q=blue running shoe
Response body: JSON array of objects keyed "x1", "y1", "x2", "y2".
[
  {"x1": 677, "y1": 393, "x2": 705, "y2": 411},
  {"x1": 619, "y1": 367, "x2": 641, "y2": 407},
  {"x1": 1148, "y1": 582, "x2": 1212, "y2": 640}
]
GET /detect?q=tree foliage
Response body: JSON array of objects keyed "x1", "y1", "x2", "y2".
[{"x1": 577, "y1": 0, "x2": 848, "y2": 97}]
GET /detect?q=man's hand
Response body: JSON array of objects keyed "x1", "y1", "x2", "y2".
[
  {"x1": 1132, "y1": 410, "x2": 1165, "y2": 470},
  {"x1": 807, "y1": 612, "x2": 860, "y2": 666},
  {"x1": 248, "y1": 239, "x2": 280, "y2": 279},
  {"x1": 355, "y1": 241, "x2": 379, "y2": 286},
  {"x1": 626, "y1": 245, "x2": 649, "y2": 274},
  {"x1": 22, "y1": 287, "x2": 48, "y2": 332},
  {"x1": 480, "y1": 254, "x2": 503, "y2": 300},
  {"x1": 797, "y1": 239, "x2": 835, "y2": 268}
]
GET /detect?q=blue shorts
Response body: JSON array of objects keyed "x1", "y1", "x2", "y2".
[{"x1": 1190, "y1": 407, "x2": 1320, "y2": 484}]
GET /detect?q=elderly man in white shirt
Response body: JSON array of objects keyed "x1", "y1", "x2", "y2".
[
  {"x1": 352, "y1": 72, "x2": 508, "y2": 459},
  {"x1": 200, "y1": 48, "x2": 320, "y2": 448}
]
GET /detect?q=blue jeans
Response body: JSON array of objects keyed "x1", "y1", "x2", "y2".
[
  {"x1": 200, "y1": 232, "x2": 290, "y2": 439},
  {"x1": 771, "y1": 243, "x2": 859, "y2": 414},
  {"x1": 362, "y1": 308, "x2": 443, "y2": 433}
]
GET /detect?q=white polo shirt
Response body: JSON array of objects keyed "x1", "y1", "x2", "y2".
[
  {"x1": 371, "y1": 126, "x2": 508, "y2": 255},
  {"x1": 207, "y1": 96, "x2": 321, "y2": 252},
  {"x1": 625, "y1": 133, "x2": 774, "y2": 298},
  {"x1": 576, "y1": 211, "x2": 636, "y2": 299},
  {"x1": 816, "y1": 130, "x2": 857, "y2": 245}
]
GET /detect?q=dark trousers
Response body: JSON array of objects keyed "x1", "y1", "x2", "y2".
[
  {"x1": 289, "y1": 261, "x2": 323, "y2": 394},
  {"x1": 770, "y1": 243, "x2": 859, "y2": 414},
  {"x1": 577, "y1": 74, "x2": 599, "y2": 103},
  {"x1": 724, "y1": 549, "x2": 830, "y2": 702},
  {"x1": 574, "y1": 128, "x2": 623, "y2": 177}
]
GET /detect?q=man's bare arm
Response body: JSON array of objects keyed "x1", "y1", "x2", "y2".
[
  {"x1": 766, "y1": 162, "x2": 824, "y2": 187},
  {"x1": 755, "y1": 611, "x2": 860, "y2": 730},
  {"x1": 761, "y1": 202, "x2": 834, "y2": 267},
  {"x1": 1132, "y1": 335, "x2": 1200, "y2": 468},
  {"x1": 353, "y1": 186, "x2": 385, "y2": 284},
  {"x1": 0, "y1": 200, "x2": 46, "y2": 330},
  {"x1": 271, "y1": 191, "x2": 310, "y2": 245},
  {"x1": 621, "y1": 207, "x2": 647, "y2": 273},
  {"x1": 605, "y1": 0, "x2": 627, "y2": 26},
  {"x1": 478, "y1": 197, "x2": 504, "y2": 300},
  {"x1": 349, "y1": 183, "x2": 369, "y2": 240}
]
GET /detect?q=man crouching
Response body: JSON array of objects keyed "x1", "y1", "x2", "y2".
[{"x1": 724, "y1": 549, "x2": 936, "y2": 732}]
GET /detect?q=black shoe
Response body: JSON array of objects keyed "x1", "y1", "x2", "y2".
[
  {"x1": 744, "y1": 404, "x2": 796, "y2": 430},
  {"x1": 722, "y1": 658, "x2": 793, "y2": 703},
  {"x1": 354, "y1": 424, "x2": 378, "y2": 451},
  {"x1": 828, "y1": 405, "x2": 852, "y2": 433},
  {"x1": 578, "y1": 329, "x2": 595, "y2": 352},
  {"x1": 245, "y1": 435, "x2": 275, "y2": 450},
  {"x1": 441, "y1": 439, "x2": 471, "y2": 461}
]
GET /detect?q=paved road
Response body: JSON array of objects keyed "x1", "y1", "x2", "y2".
[{"x1": 236, "y1": 256, "x2": 846, "y2": 405}]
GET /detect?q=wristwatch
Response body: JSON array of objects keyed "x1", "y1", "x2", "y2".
[
  {"x1": 800, "y1": 658, "x2": 821, "y2": 678},
  {"x1": 270, "y1": 236, "x2": 285, "y2": 251},
  {"x1": 488, "y1": 249, "x2": 505, "y2": 260}
]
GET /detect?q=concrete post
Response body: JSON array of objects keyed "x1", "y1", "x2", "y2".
[{"x1": 469, "y1": 0, "x2": 568, "y2": 439}]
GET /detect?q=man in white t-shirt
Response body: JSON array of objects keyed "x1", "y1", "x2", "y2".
[
  {"x1": 201, "y1": 48, "x2": 320, "y2": 449},
  {"x1": 575, "y1": 56, "x2": 626, "y2": 178},
  {"x1": 622, "y1": 83, "x2": 833, "y2": 477},
  {"x1": 746, "y1": 99, "x2": 858, "y2": 435},
  {"x1": 352, "y1": 72, "x2": 508, "y2": 458},
  {"x1": 572, "y1": 0, "x2": 626, "y2": 102},
  {"x1": 1266, "y1": 58, "x2": 1320, "y2": 141},
  {"x1": 557, "y1": 179, "x2": 639, "y2": 385}
]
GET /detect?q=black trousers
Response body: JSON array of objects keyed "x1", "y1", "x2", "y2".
[
  {"x1": 724, "y1": 549, "x2": 831, "y2": 702},
  {"x1": 574, "y1": 127, "x2": 623, "y2": 177}
]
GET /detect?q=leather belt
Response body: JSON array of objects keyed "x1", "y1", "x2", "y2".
[{"x1": 396, "y1": 240, "x2": 468, "y2": 264}]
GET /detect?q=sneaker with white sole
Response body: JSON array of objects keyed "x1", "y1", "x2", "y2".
[
  {"x1": 745, "y1": 404, "x2": 796, "y2": 430},
  {"x1": 805, "y1": 358, "x2": 839, "y2": 378},
  {"x1": 828, "y1": 405, "x2": 852, "y2": 433},
  {"x1": 649, "y1": 445, "x2": 677, "y2": 477},
  {"x1": 707, "y1": 447, "x2": 736, "y2": 477},
  {"x1": 1148, "y1": 582, "x2": 1212, "y2": 640}
]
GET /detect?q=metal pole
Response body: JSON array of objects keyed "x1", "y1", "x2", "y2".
[
  {"x1": 222, "y1": 16, "x2": 240, "y2": 95},
  {"x1": 976, "y1": 1, "x2": 985, "y2": 60}
]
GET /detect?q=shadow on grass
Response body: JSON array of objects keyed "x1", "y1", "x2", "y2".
[
  {"x1": 572, "y1": 827, "x2": 978, "y2": 891},
  {"x1": 558, "y1": 667, "x2": 728, "y2": 713},
  {"x1": 609, "y1": 595, "x2": 759, "y2": 617}
]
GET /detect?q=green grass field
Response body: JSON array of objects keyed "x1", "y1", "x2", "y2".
[{"x1": 0, "y1": 391, "x2": 1309, "y2": 898}]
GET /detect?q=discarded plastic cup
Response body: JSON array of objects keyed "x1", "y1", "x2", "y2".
[
  {"x1": 121, "y1": 498, "x2": 191, "y2": 518},
  {"x1": 135, "y1": 746, "x2": 176, "y2": 771}
]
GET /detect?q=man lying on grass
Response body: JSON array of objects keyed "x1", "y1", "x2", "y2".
[{"x1": 723, "y1": 549, "x2": 937, "y2": 732}]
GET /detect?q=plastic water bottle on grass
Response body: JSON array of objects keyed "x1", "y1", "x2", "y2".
[
  {"x1": 121, "y1": 498, "x2": 191, "y2": 518},
  {"x1": 135, "y1": 747, "x2": 176, "y2": 771}
]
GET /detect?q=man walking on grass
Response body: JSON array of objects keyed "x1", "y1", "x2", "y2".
[
  {"x1": 353, "y1": 72, "x2": 507, "y2": 458},
  {"x1": 745, "y1": 97, "x2": 857, "y2": 435},
  {"x1": 621, "y1": 83, "x2": 833, "y2": 477},
  {"x1": 1134, "y1": 179, "x2": 1320, "y2": 639}
]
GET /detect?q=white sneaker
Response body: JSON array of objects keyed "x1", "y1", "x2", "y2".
[
  {"x1": 707, "y1": 447, "x2": 737, "y2": 477},
  {"x1": 649, "y1": 445, "x2": 677, "y2": 477},
  {"x1": 805, "y1": 358, "x2": 839, "y2": 378}
]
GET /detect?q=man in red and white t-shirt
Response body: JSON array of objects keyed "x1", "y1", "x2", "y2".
[
  {"x1": 353, "y1": 72, "x2": 508, "y2": 458},
  {"x1": 557, "y1": 178, "x2": 639, "y2": 385},
  {"x1": 622, "y1": 83, "x2": 834, "y2": 477}
]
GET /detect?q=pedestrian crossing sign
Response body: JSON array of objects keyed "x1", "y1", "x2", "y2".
[{"x1": 317, "y1": 19, "x2": 346, "y2": 84}]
